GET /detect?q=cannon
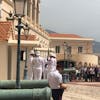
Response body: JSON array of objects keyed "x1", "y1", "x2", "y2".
[
  {"x1": 63, "y1": 68, "x2": 76, "y2": 74},
  {"x1": 63, "y1": 68, "x2": 76, "y2": 82},
  {"x1": 0, "y1": 80, "x2": 49, "y2": 89},
  {"x1": 0, "y1": 87, "x2": 52, "y2": 100}
]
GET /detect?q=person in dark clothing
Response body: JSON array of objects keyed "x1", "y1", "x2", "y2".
[{"x1": 94, "y1": 66, "x2": 98, "y2": 81}]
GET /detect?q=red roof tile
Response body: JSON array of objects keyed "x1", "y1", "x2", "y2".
[
  {"x1": 0, "y1": 21, "x2": 12, "y2": 41},
  {"x1": 0, "y1": 21, "x2": 36, "y2": 41},
  {"x1": 49, "y1": 33, "x2": 83, "y2": 38}
]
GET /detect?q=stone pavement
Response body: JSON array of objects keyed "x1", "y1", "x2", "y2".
[{"x1": 62, "y1": 82, "x2": 100, "y2": 100}]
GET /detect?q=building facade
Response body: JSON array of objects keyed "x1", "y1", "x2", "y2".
[
  {"x1": 49, "y1": 33, "x2": 98, "y2": 67},
  {"x1": 0, "y1": 0, "x2": 98, "y2": 80},
  {"x1": 0, "y1": 0, "x2": 49, "y2": 80}
]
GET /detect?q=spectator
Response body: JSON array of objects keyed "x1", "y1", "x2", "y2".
[{"x1": 47, "y1": 64, "x2": 67, "y2": 100}]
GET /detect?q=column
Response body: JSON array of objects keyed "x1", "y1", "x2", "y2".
[{"x1": 30, "y1": 0, "x2": 33, "y2": 23}]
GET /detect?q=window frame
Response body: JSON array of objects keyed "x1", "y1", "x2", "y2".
[
  {"x1": 78, "y1": 46, "x2": 83, "y2": 53},
  {"x1": 67, "y1": 46, "x2": 72, "y2": 55},
  {"x1": 55, "y1": 46, "x2": 60, "y2": 53},
  {"x1": 20, "y1": 50, "x2": 25, "y2": 61}
]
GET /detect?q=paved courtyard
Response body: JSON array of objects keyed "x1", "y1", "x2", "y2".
[{"x1": 62, "y1": 82, "x2": 100, "y2": 100}]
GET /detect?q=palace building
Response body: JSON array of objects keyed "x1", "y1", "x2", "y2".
[
  {"x1": 0, "y1": 0, "x2": 98, "y2": 80},
  {"x1": 0, "y1": 0, "x2": 49, "y2": 80}
]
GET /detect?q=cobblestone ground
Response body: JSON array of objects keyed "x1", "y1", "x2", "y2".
[{"x1": 62, "y1": 82, "x2": 100, "y2": 100}]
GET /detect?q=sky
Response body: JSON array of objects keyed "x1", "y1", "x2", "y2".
[{"x1": 40, "y1": 0, "x2": 100, "y2": 42}]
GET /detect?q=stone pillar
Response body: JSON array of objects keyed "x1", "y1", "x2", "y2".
[
  {"x1": 36, "y1": 0, "x2": 40, "y2": 24},
  {"x1": 34, "y1": 0, "x2": 40, "y2": 25},
  {"x1": 32, "y1": 0, "x2": 35, "y2": 24},
  {"x1": 34, "y1": 0, "x2": 37, "y2": 25},
  {"x1": 30, "y1": 0, "x2": 33, "y2": 23}
]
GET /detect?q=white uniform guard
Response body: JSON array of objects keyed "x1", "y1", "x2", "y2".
[
  {"x1": 47, "y1": 53, "x2": 57, "y2": 71},
  {"x1": 32, "y1": 51, "x2": 44, "y2": 80},
  {"x1": 28, "y1": 50, "x2": 35, "y2": 80},
  {"x1": 46, "y1": 53, "x2": 57, "y2": 78}
]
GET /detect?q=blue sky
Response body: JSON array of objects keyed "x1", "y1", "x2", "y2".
[{"x1": 40, "y1": 0, "x2": 100, "y2": 42}]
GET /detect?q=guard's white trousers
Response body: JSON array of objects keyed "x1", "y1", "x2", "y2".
[
  {"x1": 32, "y1": 67, "x2": 42, "y2": 80},
  {"x1": 43, "y1": 69, "x2": 48, "y2": 79},
  {"x1": 28, "y1": 66, "x2": 33, "y2": 80}
]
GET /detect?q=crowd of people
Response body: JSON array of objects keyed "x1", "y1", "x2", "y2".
[
  {"x1": 75, "y1": 63, "x2": 100, "y2": 82},
  {"x1": 27, "y1": 49, "x2": 100, "y2": 99},
  {"x1": 28, "y1": 49, "x2": 67, "y2": 100}
]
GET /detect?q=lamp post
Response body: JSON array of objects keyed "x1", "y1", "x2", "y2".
[
  {"x1": 63, "y1": 42, "x2": 67, "y2": 68},
  {"x1": 63, "y1": 42, "x2": 69, "y2": 68},
  {"x1": 23, "y1": 23, "x2": 29, "y2": 80},
  {"x1": 48, "y1": 48, "x2": 50, "y2": 56},
  {"x1": 13, "y1": 0, "x2": 26, "y2": 88}
]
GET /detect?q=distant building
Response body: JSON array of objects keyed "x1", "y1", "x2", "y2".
[{"x1": 49, "y1": 33, "x2": 98, "y2": 67}]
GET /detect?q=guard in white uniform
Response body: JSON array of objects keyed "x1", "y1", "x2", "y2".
[
  {"x1": 43, "y1": 53, "x2": 57, "y2": 79},
  {"x1": 28, "y1": 50, "x2": 35, "y2": 80},
  {"x1": 42, "y1": 58, "x2": 48, "y2": 79},
  {"x1": 32, "y1": 51, "x2": 44, "y2": 80},
  {"x1": 46, "y1": 52, "x2": 57, "y2": 73}
]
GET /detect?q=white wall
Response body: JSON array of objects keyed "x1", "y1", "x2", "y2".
[
  {"x1": 0, "y1": 42, "x2": 8, "y2": 80},
  {"x1": 72, "y1": 54, "x2": 98, "y2": 65},
  {"x1": 11, "y1": 47, "x2": 25, "y2": 80}
]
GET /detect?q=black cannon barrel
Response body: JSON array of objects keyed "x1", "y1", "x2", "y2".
[
  {"x1": 0, "y1": 80, "x2": 49, "y2": 89},
  {"x1": 0, "y1": 87, "x2": 52, "y2": 100}
]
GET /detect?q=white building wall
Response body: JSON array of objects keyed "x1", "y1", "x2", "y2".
[
  {"x1": 0, "y1": 42, "x2": 8, "y2": 80},
  {"x1": 72, "y1": 54, "x2": 98, "y2": 65},
  {"x1": 1, "y1": 1, "x2": 13, "y2": 21},
  {"x1": 11, "y1": 47, "x2": 25, "y2": 80}
]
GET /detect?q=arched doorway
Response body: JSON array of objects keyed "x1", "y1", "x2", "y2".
[{"x1": 57, "y1": 60, "x2": 76, "y2": 69}]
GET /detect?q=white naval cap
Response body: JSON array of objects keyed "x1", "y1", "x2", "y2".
[
  {"x1": 29, "y1": 50, "x2": 35, "y2": 55},
  {"x1": 49, "y1": 52, "x2": 56, "y2": 58},
  {"x1": 35, "y1": 51, "x2": 40, "y2": 56}
]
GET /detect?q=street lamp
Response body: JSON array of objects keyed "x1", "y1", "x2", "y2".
[
  {"x1": 13, "y1": 0, "x2": 26, "y2": 88},
  {"x1": 63, "y1": 42, "x2": 70, "y2": 68},
  {"x1": 13, "y1": 0, "x2": 26, "y2": 17},
  {"x1": 63, "y1": 42, "x2": 67, "y2": 68},
  {"x1": 23, "y1": 23, "x2": 30, "y2": 80},
  {"x1": 48, "y1": 48, "x2": 50, "y2": 56}
]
